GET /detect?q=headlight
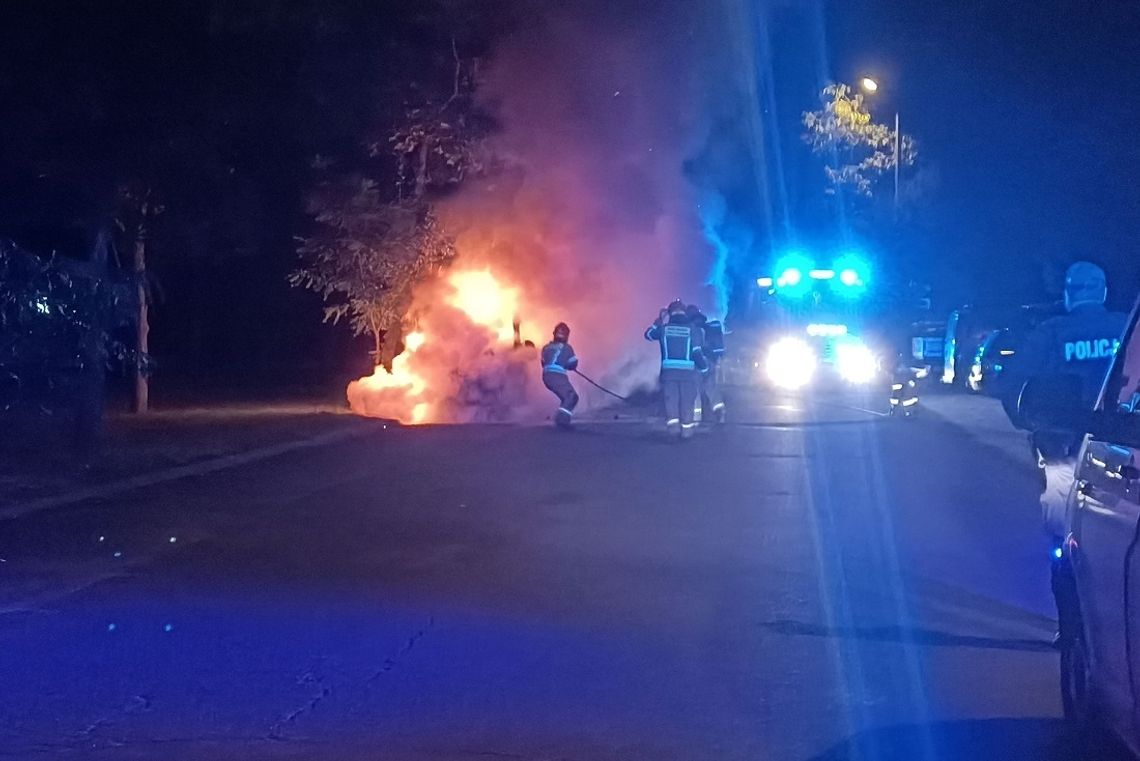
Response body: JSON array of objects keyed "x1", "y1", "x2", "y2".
[
  {"x1": 835, "y1": 341, "x2": 877, "y2": 384},
  {"x1": 766, "y1": 337, "x2": 817, "y2": 389}
]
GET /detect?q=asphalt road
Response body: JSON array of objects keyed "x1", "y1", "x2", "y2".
[{"x1": 0, "y1": 388, "x2": 1130, "y2": 760}]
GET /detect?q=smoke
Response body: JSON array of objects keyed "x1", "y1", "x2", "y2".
[
  {"x1": 441, "y1": 1, "x2": 724, "y2": 380},
  {"x1": 350, "y1": 0, "x2": 751, "y2": 422}
]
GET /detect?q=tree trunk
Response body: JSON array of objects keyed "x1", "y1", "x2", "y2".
[{"x1": 133, "y1": 233, "x2": 150, "y2": 413}]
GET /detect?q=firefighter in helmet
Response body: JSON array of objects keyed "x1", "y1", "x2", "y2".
[
  {"x1": 686, "y1": 304, "x2": 727, "y2": 425},
  {"x1": 645, "y1": 300, "x2": 706, "y2": 439},
  {"x1": 540, "y1": 322, "x2": 580, "y2": 428}
]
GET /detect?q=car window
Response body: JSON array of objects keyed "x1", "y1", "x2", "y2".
[{"x1": 1106, "y1": 311, "x2": 1140, "y2": 413}]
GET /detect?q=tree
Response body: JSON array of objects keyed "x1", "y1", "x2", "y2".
[
  {"x1": 0, "y1": 235, "x2": 137, "y2": 457},
  {"x1": 292, "y1": 30, "x2": 493, "y2": 366},
  {"x1": 386, "y1": 39, "x2": 491, "y2": 201},
  {"x1": 290, "y1": 179, "x2": 456, "y2": 363},
  {"x1": 802, "y1": 83, "x2": 917, "y2": 197},
  {"x1": 114, "y1": 183, "x2": 164, "y2": 413}
]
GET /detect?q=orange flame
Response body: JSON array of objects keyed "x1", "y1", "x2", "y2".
[
  {"x1": 347, "y1": 270, "x2": 538, "y2": 425},
  {"x1": 447, "y1": 270, "x2": 520, "y2": 342}
]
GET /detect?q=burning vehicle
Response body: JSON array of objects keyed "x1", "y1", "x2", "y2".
[{"x1": 347, "y1": 268, "x2": 547, "y2": 424}]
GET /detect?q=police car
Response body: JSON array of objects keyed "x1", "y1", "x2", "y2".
[{"x1": 1018, "y1": 294, "x2": 1140, "y2": 755}]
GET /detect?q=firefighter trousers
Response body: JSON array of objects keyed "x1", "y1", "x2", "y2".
[
  {"x1": 543, "y1": 371, "x2": 579, "y2": 425},
  {"x1": 699, "y1": 363, "x2": 725, "y2": 420},
  {"x1": 662, "y1": 369, "x2": 699, "y2": 437}
]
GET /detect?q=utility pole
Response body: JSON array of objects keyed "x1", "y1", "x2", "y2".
[
  {"x1": 862, "y1": 77, "x2": 902, "y2": 217},
  {"x1": 894, "y1": 111, "x2": 900, "y2": 214}
]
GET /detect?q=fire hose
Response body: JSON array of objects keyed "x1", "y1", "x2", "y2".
[{"x1": 573, "y1": 369, "x2": 631, "y2": 402}]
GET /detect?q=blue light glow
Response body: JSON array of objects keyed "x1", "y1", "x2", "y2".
[
  {"x1": 832, "y1": 253, "x2": 871, "y2": 296},
  {"x1": 1053, "y1": 546, "x2": 1063, "y2": 560},
  {"x1": 773, "y1": 252, "x2": 814, "y2": 298}
]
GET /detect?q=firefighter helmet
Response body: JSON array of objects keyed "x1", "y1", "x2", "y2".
[{"x1": 553, "y1": 322, "x2": 570, "y2": 341}]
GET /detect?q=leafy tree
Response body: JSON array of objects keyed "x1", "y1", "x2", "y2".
[
  {"x1": 802, "y1": 83, "x2": 917, "y2": 197},
  {"x1": 290, "y1": 180, "x2": 456, "y2": 362},
  {"x1": 386, "y1": 39, "x2": 492, "y2": 201},
  {"x1": 0, "y1": 236, "x2": 138, "y2": 455},
  {"x1": 293, "y1": 29, "x2": 494, "y2": 366}
]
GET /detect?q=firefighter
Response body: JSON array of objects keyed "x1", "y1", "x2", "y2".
[
  {"x1": 686, "y1": 304, "x2": 727, "y2": 424},
  {"x1": 540, "y1": 322, "x2": 580, "y2": 429},
  {"x1": 645, "y1": 300, "x2": 705, "y2": 439},
  {"x1": 888, "y1": 354, "x2": 920, "y2": 417}
]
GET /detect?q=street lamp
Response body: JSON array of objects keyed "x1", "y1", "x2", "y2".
[{"x1": 860, "y1": 76, "x2": 899, "y2": 213}]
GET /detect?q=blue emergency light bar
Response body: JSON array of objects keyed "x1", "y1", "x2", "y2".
[
  {"x1": 759, "y1": 251, "x2": 872, "y2": 299},
  {"x1": 772, "y1": 252, "x2": 814, "y2": 298}
]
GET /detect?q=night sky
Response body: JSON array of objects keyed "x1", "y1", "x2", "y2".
[
  {"x1": 823, "y1": 0, "x2": 1140, "y2": 307},
  {"x1": 1, "y1": 0, "x2": 1138, "y2": 396}
]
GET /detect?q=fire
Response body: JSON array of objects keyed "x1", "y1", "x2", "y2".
[
  {"x1": 404, "y1": 331, "x2": 426, "y2": 352},
  {"x1": 347, "y1": 269, "x2": 541, "y2": 425},
  {"x1": 347, "y1": 329, "x2": 430, "y2": 423},
  {"x1": 448, "y1": 270, "x2": 519, "y2": 342}
]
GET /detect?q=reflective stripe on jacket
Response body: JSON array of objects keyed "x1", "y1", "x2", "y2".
[{"x1": 540, "y1": 341, "x2": 578, "y2": 374}]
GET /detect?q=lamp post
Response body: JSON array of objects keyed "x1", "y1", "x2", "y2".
[{"x1": 860, "y1": 77, "x2": 899, "y2": 212}]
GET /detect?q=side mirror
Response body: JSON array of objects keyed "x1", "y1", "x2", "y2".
[{"x1": 1016, "y1": 375, "x2": 1083, "y2": 431}]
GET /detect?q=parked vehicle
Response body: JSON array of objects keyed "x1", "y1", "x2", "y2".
[
  {"x1": 966, "y1": 327, "x2": 1019, "y2": 394},
  {"x1": 942, "y1": 302, "x2": 1059, "y2": 387},
  {"x1": 1019, "y1": 295, "x2": 1140, "y2": 755}
]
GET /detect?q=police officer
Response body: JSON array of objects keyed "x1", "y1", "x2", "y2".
[
  {"x1": 540, "y1": 322, "x2": 580, "y2": 429},
  {"x1": 646, "y1": 300, "x2": 706, "y2": 439},
  {"x1": 1000, "y1": 261, "x2": 1127, "y2": 631}
]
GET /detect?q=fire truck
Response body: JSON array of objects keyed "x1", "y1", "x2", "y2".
[{"x1": 725, "y1": 251, "x2": 931, "y2": 392}]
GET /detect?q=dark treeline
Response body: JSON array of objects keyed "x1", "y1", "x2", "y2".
[{"x1": 0, "y1": 0, "x2": 509, "y2": 403}]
